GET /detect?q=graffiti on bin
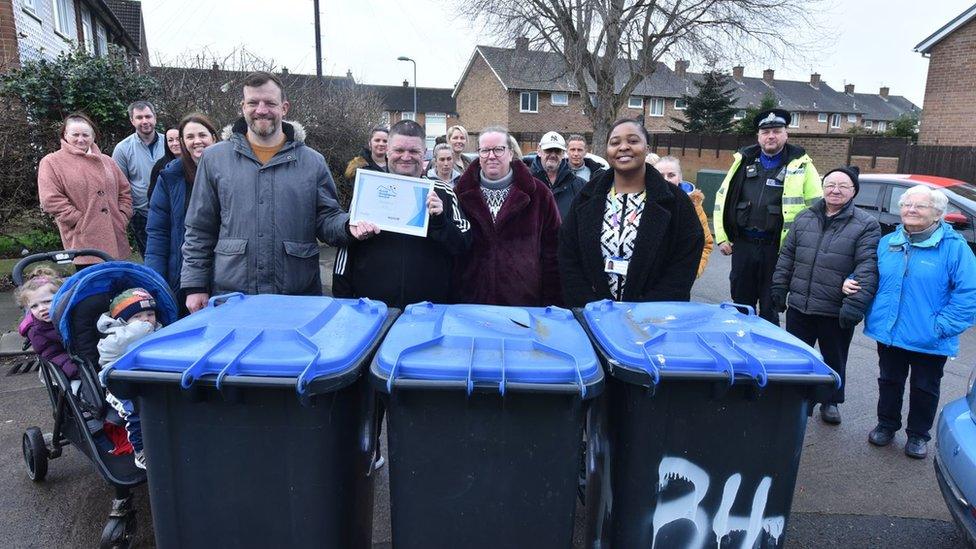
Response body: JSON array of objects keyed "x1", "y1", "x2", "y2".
[{"x1": 651, "y1": 456, "x2": 785, "y2": 549}]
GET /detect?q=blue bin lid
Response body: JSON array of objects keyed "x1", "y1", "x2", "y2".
[
  {"x1": 374, "y1": 303, "x2": 601, "y2": 397},
  {"x1": 582, "y1": 300, "x2": 839, "y2": 387},
  {"x1": 106, "y1": 293, "x2": 388, "y2": 396}
]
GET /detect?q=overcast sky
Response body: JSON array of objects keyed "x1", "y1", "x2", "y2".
[{"x1": 142, "y1": 0, "x2": 974, "y2": 106}]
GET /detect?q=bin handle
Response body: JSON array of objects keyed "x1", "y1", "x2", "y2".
[
  {"x1": 533, "y1": 340, "x2": 587, "y2": 398},
  {"x1": 720, "y1": 301, "x2": 756, "y2": 316},
  {"x1": 208, "y1": 292, "x2": 245, "y2": 308},
  {"x1": 498, "y1": 337, "x2": 507, "y2": 396},
  {"x1": 386, "y1": 335, "x2": 446, "y2": 393},
  {"x1": 750, "y1": 332, "x2": 842, "y2": 389},
  {"x1": 213, "y1": 330, "x2": 264, "y2": 392},
  {"x1": 464, "y1": 336, "x2": 476, "y2": 396},
  {"x1": 638, "y1": 332, "x2": 666, "y2": 386},
  {"x1": 180, "y1": 329, "x2": 236, "y2": 389},
  {"x1": 724, "y1": 332, "x2": 769, "y2": 388},
  {"x1": 696, "y1": 334, "x2": 736, "y2": 387},
  {"x1": 294, "y1": 329, "x2": 327, "y2": 399}
]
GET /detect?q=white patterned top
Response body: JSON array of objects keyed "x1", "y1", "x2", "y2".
[{"x1": 602, "y1": 189, "x2": 646, "y2": 300}]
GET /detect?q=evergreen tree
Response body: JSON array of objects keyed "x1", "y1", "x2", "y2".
[
  {"x1": 671, "y1": 70, "x2": 738, "y2": 134},
  {"x1": 734, "y1": 92, "x2": 778, "y2": 136}
]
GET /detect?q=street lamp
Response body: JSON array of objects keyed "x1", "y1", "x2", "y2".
[{"x1": 397, "y1": 56, "x2": 417, "y2": 116}]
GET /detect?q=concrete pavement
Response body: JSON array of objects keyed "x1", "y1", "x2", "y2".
[{"x1": 0, "y1": 248, "x2": 971, "y2": 547}]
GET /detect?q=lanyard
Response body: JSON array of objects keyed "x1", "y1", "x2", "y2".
[{"x1": 609, "y1": 187, "x2": 645, "y2": 230}]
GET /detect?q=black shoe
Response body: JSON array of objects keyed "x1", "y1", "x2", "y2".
[
  {"x1": 868, "y1": 426, "x2": 894, "y2": 447},
  {"x1": 905, "y1": 436, "x2": 928, "y2": 459},
  {"x1": 820, "y1": 404, "x2": 841, "y2": 425}
]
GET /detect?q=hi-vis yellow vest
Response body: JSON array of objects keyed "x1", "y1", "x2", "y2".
[{"x1": 713, "y1": 152, "x2": 822, "y2": 247}]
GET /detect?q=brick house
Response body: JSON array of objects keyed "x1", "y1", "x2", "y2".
[
  {"x1": 454, "y1": 41, "x2": 917, "y2": 143},
  {"x1": 360, "y1": 81, "x2": 459, "y2": 148},
  {"x1": 0, "y1": 0, "x2": 147, "y2": 69},
  {"x1": 842, "y1": 84, "x2": 919, "y2": 133},
  {"x1": 914, "y1": 3, "x2": 976, "y2": 145}
]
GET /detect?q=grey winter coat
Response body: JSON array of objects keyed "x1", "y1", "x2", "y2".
[
  {"x1": 180, "y1": 119, "x2": 350, "y2": 296},
  {"x1": 772, "y1": 198, "x2": 881, "y2": 317}
]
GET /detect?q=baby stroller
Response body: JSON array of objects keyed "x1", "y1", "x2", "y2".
[{"x1": 14, "y1": 249, "x2": 178, "y2": 549}]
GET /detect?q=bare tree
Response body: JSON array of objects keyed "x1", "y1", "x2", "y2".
[{"x1": 454, "y1": 0, "x2": 819, "y2": 154}]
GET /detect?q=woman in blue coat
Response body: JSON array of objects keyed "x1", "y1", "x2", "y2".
[
  {"x1": 145, "y1": 113, "x2": 219, "y2": 313},
  {"x1": 858, "y1": 184, "x2": 976, "y2": 459}
]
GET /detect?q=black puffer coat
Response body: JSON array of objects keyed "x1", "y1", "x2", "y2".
[{"x1": 772, "y1": 198, "x2": 881, "y2": 317}]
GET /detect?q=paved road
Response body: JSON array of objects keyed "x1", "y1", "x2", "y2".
[{"x1": 0, "y1": 249, "x2": 970, "y2": 547}]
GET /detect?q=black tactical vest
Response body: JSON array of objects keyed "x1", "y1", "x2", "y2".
[{"x1": 736, "y1": 160, "x2": 786, "y2": 233}]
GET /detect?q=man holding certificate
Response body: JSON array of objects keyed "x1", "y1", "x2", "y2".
[{"x1": 332, "y1": 120, "x2": 471, "y2": 308}]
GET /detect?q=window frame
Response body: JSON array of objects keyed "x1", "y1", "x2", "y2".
[
  {"x1": 848, "y1": 113, "x2": 858, "y2": 123},
  {"x1": 648, "y1": 98, "x2": 665, "y2": 117},
  {"x1": 789, "y1": 112, "x2": 800, "y2": 128},
  {"x1": 852, "y1": 182, "x2": 882, "y2": 211},
  {"x1": 519, "y1": 91, "x2": 539, "y2": 113},
  {"x1": 80, "y1": 7, "x2": 94, "y2": 54},
  {"x1": 674, "y1": 98, "x2": 688, "y2": 110},
  {"x1": 628, "y1": 96, "x2": 644, "y2": 109},
  {"x1": 865, "y1": 120, "x2": 873, "y2": 129},
  {"x1": 550, "y1": 92, "x2": 569, "y2": 106},
  {"x1": 878, "y1": 121, "x2": 888, "y2": 132},
  {"x1": 733, "y1": 110, "x2": 746, "y2": 120},
  {"x1": 51, "y1": 0, "x2": 72, "y2": 38},
  {"x1": 401, "y1": 111, "x2": 416, "y2": 121},
  {"x1": 22, "y1": 0, "x2": 38, "y2": 15},
  {"x1": 830, "y1": 114, "x2": 841, "y2": 129}
]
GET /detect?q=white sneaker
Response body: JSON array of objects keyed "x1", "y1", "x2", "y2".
[{"x1": 134, "y1": 450, "x2": 146, "y2": 470}]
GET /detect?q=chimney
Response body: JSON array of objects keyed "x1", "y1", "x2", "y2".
[
  {"x1": 346, "y1": 69, "x2": 353, "y2": 79},
  {"x1": 732, "y1": 65, "x2": 744, "y2": 81},
  {"x1": 879, "y1": 86, "x2": 889, "y2": 98},
  {"x1": 762, "y1": 68, "x2": 774, "y2": 85},
  {"x1": 844, "y1": 83, "x2": 855, "y2": 94},
  {"x1": 515, "y1": 37, "x2": 529, "y2": 53},
  {"x1": 675, "y1": 59, "x2": 689, "y2": 77},
  {"x1": 403, "y1": 79, "x2": 409, "y2": 87},
  {"x1": 211, "y1": 61, "x2": 220, "y2": 71},
  {"x1": 281, "y1": 67, "x2": 289, "y2": 76},
  {"x1": 809, "y1": 73, "x2": 820, "y2": 88}
]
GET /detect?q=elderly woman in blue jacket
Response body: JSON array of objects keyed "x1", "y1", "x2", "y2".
[
  {"x1": 856, "y1": 184, "x2": 976, "y2": 459},
  {"x1": 145, "y1": 113, "x2": 219, "y2": 314}
]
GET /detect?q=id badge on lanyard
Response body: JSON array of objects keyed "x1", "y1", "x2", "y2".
[{"x1": 605, "y1": 257, "x2": 629, "y2": 275}]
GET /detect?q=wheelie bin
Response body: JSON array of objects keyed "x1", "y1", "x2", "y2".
[
  {"x1": 103, "y1": 293, "x2": 396, "y2": 549},
  {"x1": 580, "y1": 300, "x2": 839, "y2": 549},
  {"x1": 371, "y1": 302, "x2": 603, "y2": 549}
]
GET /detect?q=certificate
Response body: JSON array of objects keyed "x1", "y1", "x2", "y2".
[{"x1": 350, "y1": 170, "x2": 434, "y2": 237}]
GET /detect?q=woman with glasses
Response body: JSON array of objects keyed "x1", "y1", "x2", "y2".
[
  {"x1": 557, "y1": 118, "x2": 703, "y2": 307},
  {"x1": 861, "y1": 184, "x2": 976, "y2": 459},
  {"x1": 771, "y1": 166, "x2": 881, "y2": 425}
]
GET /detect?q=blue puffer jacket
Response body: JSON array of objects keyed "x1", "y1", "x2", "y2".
[
  {"x1": 864, "y1": 221, "x2": 976, "y2": 357},
  {"x1": 145, "y1": 159, "x2": 189, "y2": 292}
]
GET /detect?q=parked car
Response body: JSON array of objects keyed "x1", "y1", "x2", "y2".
[
  {"x1": 935, "y1": 366, "x2": 976, "y2": 547},
  {"x1": 856, "y1": 174, "x2": 976, "y2": 254}
]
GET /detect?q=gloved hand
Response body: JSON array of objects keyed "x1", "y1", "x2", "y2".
[
  {"x1": 771, "y1": 289, "x2": 787, "y2": 313},
  {"x1": 838, "y1": 304, "x2": 864, "y2": 330}
]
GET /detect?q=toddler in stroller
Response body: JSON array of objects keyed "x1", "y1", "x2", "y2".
[{"x1": 14, "y1": 249, "x2": 177, "y2": 549}]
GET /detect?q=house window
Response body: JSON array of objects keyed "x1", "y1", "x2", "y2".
[
  {"x1": 81, "y1": 8, "x2": 94, "y2": 54},
  {"x1": 865, "y1": 120, "x2": 873, "y2": 129},
  {"x1": 628, "y1": 96, "x2": 644, "y2": 109},
  {"x1": 789, "y1": 112, "x2": 800, "y2": 128},
  {"x1": 830, "y1": 114, "x2": 841, "y2": 128},
  {"x1": 22, "y1": 0, "x2": 37, "y2": 14},
  {"x1": 401, "y1": 111, "x2": 416, "y2": 121},
  {"x1": 733, "y1": 110, "x2": 746, "y2": 120},
  {"x1": 381, "y1": 111, "x2": 391, "y2": 125},
  {"x1": 648, "y1": 98, "x2": 665, "y2": 116},
  {"x1": 52, "y1": 0, "x2": 73, "y2": 37},
  {"x1": 425, "y1": 113, "x2": 447, "y2": 149},
  {"x1": 96, "y1": 23, "x2": 108, "y2": 56},
  {"x1": 674, "y1": 98, "x2": 688, "y2": 110},
  {"x1": 877, "y1": 121, "x2": 887, "y2": 132},
  {"x1": 520, "y1": 91, "x2": 538, "y2": 113},
  {"x1": 848, "y1": 113, "x2": 857, "y2": 123},
  {"x1": 550, "y1": 92, "x2": 568, "y2": 106},
  {"x1": 818, "y1": 113, "x2": 828, "y2": 123},
  {"x1": 589, "y1": 93, "x2": 597, "y2": 107}
]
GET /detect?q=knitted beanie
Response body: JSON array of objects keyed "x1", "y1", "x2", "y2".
[
  {"x1": 110, "y1": 288, "x2": 157, "y2": 321},
  {"x1": 822, "y1": 165, "x2": 861, "y2": 196}
]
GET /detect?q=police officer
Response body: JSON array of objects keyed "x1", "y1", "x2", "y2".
[{"x1": 714, "y1": 109, "x2": 822, "y2": 325}]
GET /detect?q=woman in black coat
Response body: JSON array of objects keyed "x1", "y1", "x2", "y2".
[{"x1": 559, "y1": 118, "x2": 704, "y2": 307}]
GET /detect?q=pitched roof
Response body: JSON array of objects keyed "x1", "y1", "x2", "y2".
[
  {"x1": 463, "y1": 44, "x2": 916, "y2": 118},
  {"x1": 846, "y1": 92, "x2": 920, "y2": 122},
  {"x1": 102, "y1": 0, "x2": 143, "y2": 50},
  {"x1": 914, "y1": 3, "x2": 976, "y2": 54},
  {"x1": 361, "y1": 84, "x2": 457, "y2": 115}
]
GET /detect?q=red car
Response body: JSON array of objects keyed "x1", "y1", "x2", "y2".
[{"x1": 854, "y1": 174, "x2": 976, "y2": 254}]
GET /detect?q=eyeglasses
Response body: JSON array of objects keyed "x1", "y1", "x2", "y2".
[
  {"x1": 900, "y1": 202, "x2": 933, "y2": 211},
  {"x1": 478, "y1": 146, "x2": 508, "y2": 158},
  {"x1": 822, "y1": 183, "x2": 854, "y2": 191}
]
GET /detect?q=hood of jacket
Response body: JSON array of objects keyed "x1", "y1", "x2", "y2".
[{"x1": 220, "y1": 119, "x2": 307, "y2": 143}]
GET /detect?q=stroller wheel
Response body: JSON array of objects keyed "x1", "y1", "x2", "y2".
[
  {"x1": 99, "y1": 516, "x2": 134, "y2": 549},
  {"x1": 22, "y1": 427, "x2": 48, "y2": 482}
]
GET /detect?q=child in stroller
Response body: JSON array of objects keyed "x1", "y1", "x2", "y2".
[
  {"x1": 16, "y1": 267, "x2": 80, "y2": 384},
  {"x1": 14, "y1": 249, "x2": 177, "y2": 549}
]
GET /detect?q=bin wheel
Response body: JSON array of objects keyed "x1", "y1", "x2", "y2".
[
  {"x1": 99, "y1": 516, "x2": 133, "y2": 549},
  {"x1": 22, "y1": 427, "x2": 48, "y2": 482}
]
